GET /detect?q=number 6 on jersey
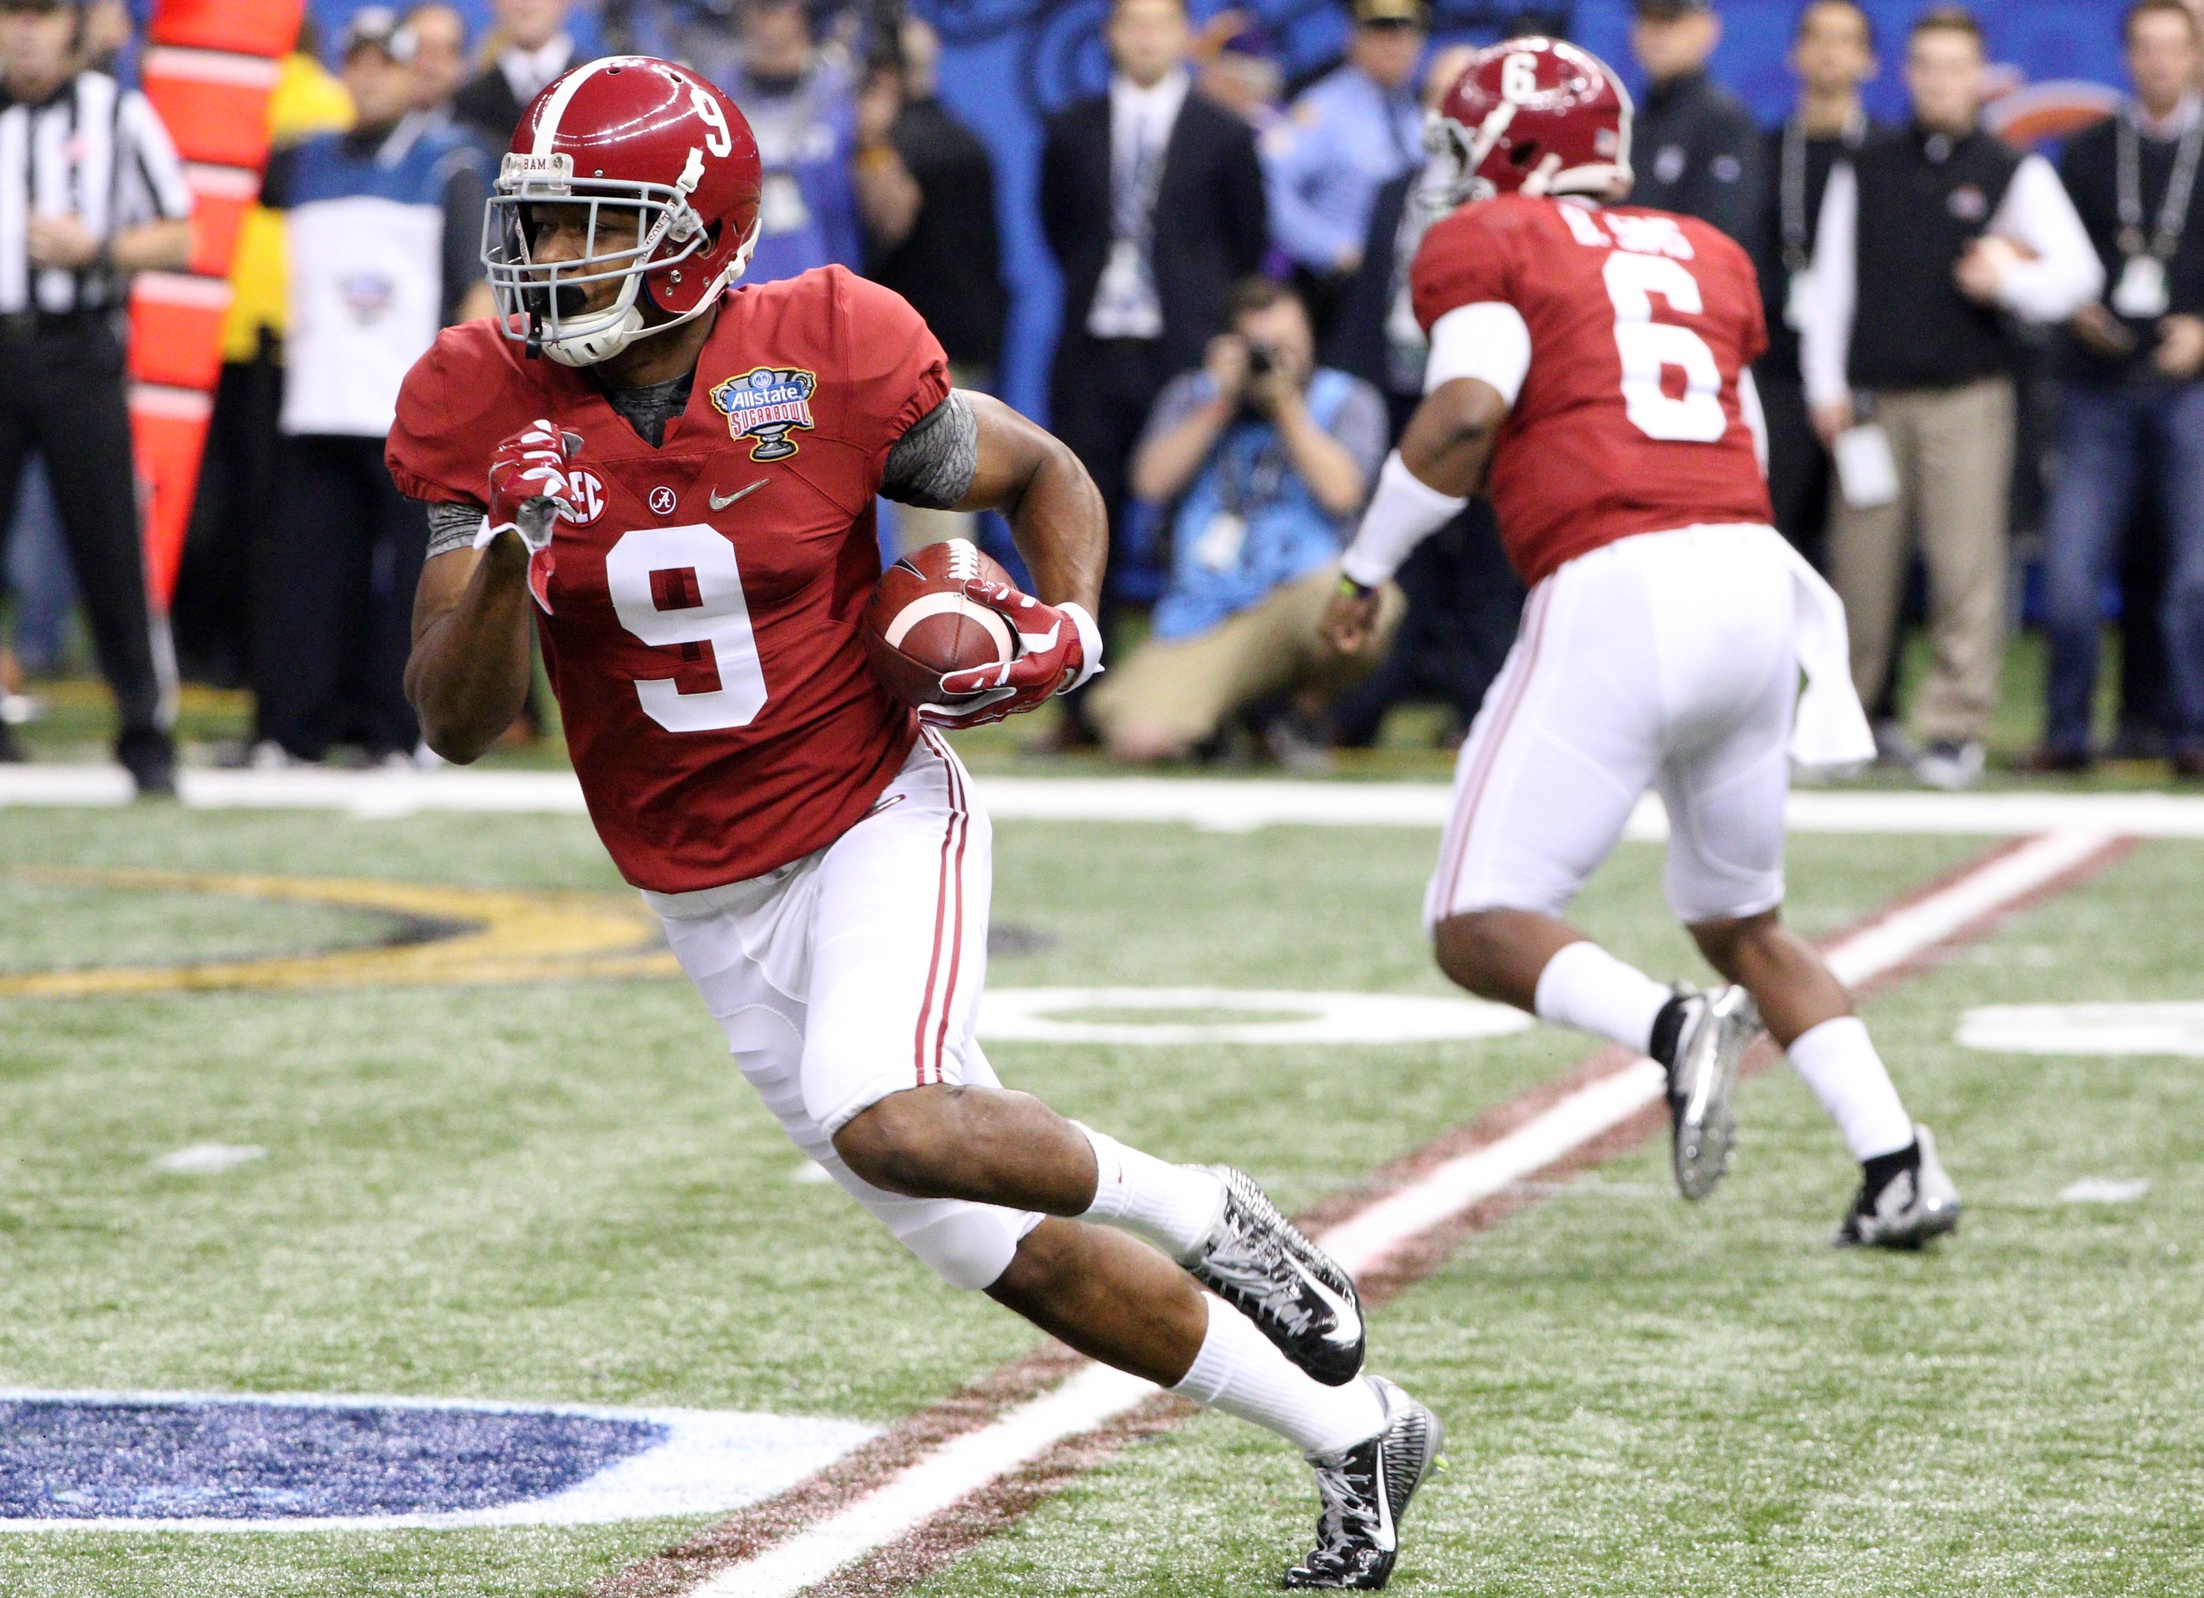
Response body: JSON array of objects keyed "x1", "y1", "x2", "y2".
[{"x1": 1603, "y1": 251, "x2": 1727, "y2": 443}]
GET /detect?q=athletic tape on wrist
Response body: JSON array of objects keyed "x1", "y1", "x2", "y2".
[
  {"x1": 1339, "y1": 452, "x2": 1471, "y2": 588},
  {"x1": 1059, "y1": 601, "x2": 1105, "y2": 691}
]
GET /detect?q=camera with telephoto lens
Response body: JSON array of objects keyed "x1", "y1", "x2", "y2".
[{"x1": 1245, "y1": 341, "x2": 1278, "y2": 380}]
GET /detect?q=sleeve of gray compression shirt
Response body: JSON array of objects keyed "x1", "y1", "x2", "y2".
[
  {"x1": 422, "y1": 499, "x2": 485, "y2": 560},
  {"x1": 880, "y1": 390, "x2": 980, "y2": 510}
]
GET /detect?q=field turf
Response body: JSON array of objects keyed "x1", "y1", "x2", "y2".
[{"x1": 0, "y1": 799, "x2": 2197, "y2": 1595}]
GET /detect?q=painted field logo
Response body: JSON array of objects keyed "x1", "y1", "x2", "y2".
[
  {"x1": 711, "y1": 367, "x2": 817, "y2": 462},
  {"x1": 0, "y1": 1389, "x2": 875, "y2": 1531}
]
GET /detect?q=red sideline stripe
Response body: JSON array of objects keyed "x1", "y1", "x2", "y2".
[
  {"x1": 911, "y1": 734, "x2": 963, "y2": 1086},
  {"x1": 590, "y1": 830, "x2": 2133, "y2": 1598},
  {"x1": 930, "y1": 735, "x2": 973, "y2": 1080},
  {"x1": 1433, "y1": 582, "x2": 1553, "y2": 913}
]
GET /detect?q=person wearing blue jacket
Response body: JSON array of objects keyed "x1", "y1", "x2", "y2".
[{"x1": 1091, "y1": 277, "x2": 1398, "y2": 762}]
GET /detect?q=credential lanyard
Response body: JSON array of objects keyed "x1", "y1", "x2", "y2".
[
  {"x1": 1780, "y1": 109, "x2": 1867, "y2": 273},
  {"x1": 2117, "y1": 99, "x2": 2204, "y2": 262}
]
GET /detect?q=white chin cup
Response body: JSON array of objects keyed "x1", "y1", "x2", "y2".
[{"x1": 542, "y1": 300, "x2": 645, "y2": 367}]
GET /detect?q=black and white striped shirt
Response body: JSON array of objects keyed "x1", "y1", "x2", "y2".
[{"x1": 0, "y1": 71, "x2": 191, "y2": 315}]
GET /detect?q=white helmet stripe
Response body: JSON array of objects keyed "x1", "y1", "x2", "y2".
[
  {"x1": 529, "y1": 55, "x2": 634, "y2": 158},
  {"x1": 1465, "y1": 101, "x2": 1517, "y2": 175}
]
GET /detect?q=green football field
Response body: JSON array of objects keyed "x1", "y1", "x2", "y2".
[{"x1": 0, "y1": 793, "x2": 2198, "y2": 1596}]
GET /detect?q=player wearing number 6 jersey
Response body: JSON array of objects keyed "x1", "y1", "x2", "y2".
[
  {"x1": 1324, "y1": 37, "x2": 1959, "y2": 1248},
  {"x1": 392, "y1": 57, "x2": 1438, "y2": 1589}
]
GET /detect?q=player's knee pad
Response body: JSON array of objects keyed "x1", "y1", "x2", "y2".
[{"x1": 894, "y1": 1204, "x2": 1034, "y2": 1292}]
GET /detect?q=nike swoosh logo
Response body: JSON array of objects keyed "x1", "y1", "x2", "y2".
[
  {"x1": 1305, "y1": 1270, "x2": 1363, "y2": 1348},
  {"x1": 710, "y1": 479, "x2": 768, "y2": 511}
]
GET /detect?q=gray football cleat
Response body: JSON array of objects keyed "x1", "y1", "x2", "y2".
[
  {"x1": 1184, "y1": 1166, "x2": 1365, "y2": 1386},
  {"x1": 1664, "y1": 985, "x2": 1761, "y2": 1201},
  {"x1": 1835, "y1": 1123, "x2": 1962, "y2": 1248},
  {"x1": 1283, "y1": 1376, "x2": 1445, "y2": 1591}
]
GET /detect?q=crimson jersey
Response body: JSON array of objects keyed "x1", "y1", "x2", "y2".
[
  {"x1": 388, "y1": 266, "x2": 949, "y2": 893},
  {"x1": 1411, "y1": 194, "x2": 1772, "y2": 586}
]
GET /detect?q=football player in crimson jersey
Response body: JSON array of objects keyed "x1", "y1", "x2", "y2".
[
  {"x1": 391, "y1": 58, "x2": 1439, "y2": 1588},
  {"x1": 1323, "y1": 38, "x2": 1959, "y2": 1247}
]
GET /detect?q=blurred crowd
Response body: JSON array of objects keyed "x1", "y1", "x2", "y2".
[{"x1": 5, "y1": 0, "x2": 2204, "y2": 791}]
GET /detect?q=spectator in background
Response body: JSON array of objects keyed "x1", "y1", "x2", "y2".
[
  {"x1": 1264, "y1": 0, "x2": 1426, "y2": 337},
  {"x1": 78, "y1": 0, "x2": 126, "y2": 70},
  {"x1": 1320, "y1": 42, "x2": 1523, "y2": 747},
  {"x1": 603, "y1": 0, "x2": 743, "y2": 89},
  {"x1": 1092, "y1": 277, "x2": 1397, "y2": 763},
  {"x1": 0, "y1": 0, "x2": 193, "y2": 793},
  {"x1": 453, "y1": 0, "x2": 585, "y2": 147},
  {"x1": 1629, "y1": 0, "x2": 1766, "y2": 247},
  {"x1": 1040, "y1": 0, "x2": 1267, "y2": 719},
  {"x1": 1755, "y1": 0, "x2": 1881, "y2": 571},
  {"x1": 1196, "y1": 12, "x2": 1286, "y2": 135},
  {"x1": 1802, "y1": 7, "x2": 2101, "y2": 789},
  {"x1": 173, "y1": 17, "x2": 353, "y2": 695},
  {"x1": 2038, "y1": 0, "x2": 2204, "y2": 777},
  {"x1": 861, "y1": 16, "x2": 1007, "y2": 553},
  {"x1": 253, "y1": 10, "x2": 490, "y2": 767},
  {"x1": 725, "y1": 0, "x2": 862, "y2": 281},
  {"x1": 404, "y1": 3, "x2": 469, "y2": 118}
]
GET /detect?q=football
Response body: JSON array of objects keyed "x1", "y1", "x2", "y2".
[{"x1": 861, "y1": 538, "x2": 1020, "y2": 707}]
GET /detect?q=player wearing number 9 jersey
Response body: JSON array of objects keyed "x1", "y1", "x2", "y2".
[
  {"x1": 392, "y1": 57, "x2": 1442, "y2": 1589},
  {"x1": 1326, "y1": 37, "x2": 1960, "y2": 1249}
]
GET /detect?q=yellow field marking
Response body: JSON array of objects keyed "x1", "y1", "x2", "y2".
[{"x1": 0, "y1": 868, "x2": 679, "y2": 997}]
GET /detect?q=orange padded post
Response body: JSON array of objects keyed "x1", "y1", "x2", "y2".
[{"x1": 129, "y1": 0, "x2": 301, "y2": 609}]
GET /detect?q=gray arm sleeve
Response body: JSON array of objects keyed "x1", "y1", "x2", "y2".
[
  {"x1": 423, "y1": 499, "x2": 485, "y2": 560},
  {"x1": 880, "y1": 389, "x2": 980, "y2": 510}
]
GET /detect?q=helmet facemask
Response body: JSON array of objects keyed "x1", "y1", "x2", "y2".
[{"x1": 483, "y1": 151, "x2": 759, "y2": 367}]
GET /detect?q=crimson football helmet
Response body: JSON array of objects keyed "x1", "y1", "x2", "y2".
[
  {"x1": 1426, "y1": 37, "x2": 1633, "y2": 208},
  {"x1": 483, "y1": 56, "x2": 763, "y2": 367}
]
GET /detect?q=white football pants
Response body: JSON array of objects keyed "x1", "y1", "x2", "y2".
[
  {"x1": 646, "y1": 730, "x2": 1042, "y2": 1291},
  {"x1": 1429, "y1": 522, "x2": 1801, "y2": 930}
]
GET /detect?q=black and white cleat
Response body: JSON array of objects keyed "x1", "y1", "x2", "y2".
[
  {"x1": 1184, "y1": 1166, "x2": 1365, "y2": 1386},
  {"x1": 1662, "y1": 985, "x2": 1761, "y2": 1202},
  {"x1": 1283, "y1": 1376, "x2": 1445, "y2": 1591},
  {"x1": 1835, "y1": 1123, "x2": 1962, "y2": 1248}
]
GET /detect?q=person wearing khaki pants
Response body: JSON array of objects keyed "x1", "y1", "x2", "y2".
[
  {"x1": 1093, "y1": 276, "x2": 1396, "y2": 762},
  {"x1": 1092, "y1": 560, "x2": 1404, "y2": 755},
  {"x1": 1801, "y1": 9, "x2": 2101, "y2": 787},
  {"x1": 1823, "y1": 377, "x2": 2015, "y2": 763}
]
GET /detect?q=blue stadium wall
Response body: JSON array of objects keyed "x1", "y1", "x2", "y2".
[{"x1": 306, "y1": 0, "x2": 2128, "y2": 417}]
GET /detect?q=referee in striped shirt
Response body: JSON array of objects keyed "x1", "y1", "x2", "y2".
[{"x1": 0, "y1": 0, "x2": 191, "y2": 794}]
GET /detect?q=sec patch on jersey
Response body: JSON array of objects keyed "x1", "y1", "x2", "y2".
[{"x1": 862, "y1": 538, "x2": 1017, "y2": 707}]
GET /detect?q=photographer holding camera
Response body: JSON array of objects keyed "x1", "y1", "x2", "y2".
[{"x1": 1092, "y1": 276, "x2": 1399, "y2": 763}]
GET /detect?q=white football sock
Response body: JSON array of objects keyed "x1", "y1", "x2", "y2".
[
  {"x1": 1787, "y1": 1015, "x2": 1915, "y2": 1161},
  {"x1": 1077, "y1": 1125, "x2": 1225, "y2": 1262},
  {"x1": 1532, "y1": 940, "x2": 1674, "y2": 1055},
  {"x1": 1172, "y1": 1293, "x2": 1386, "y2": 1458}
]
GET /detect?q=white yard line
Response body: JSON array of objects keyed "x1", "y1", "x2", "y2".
[
  {"x1": 686, "y1": 827, "x2": 2121, "y2": 1598},
  {"x1": 7, "y1": 763, "x2": 2204, "y2": 836}
]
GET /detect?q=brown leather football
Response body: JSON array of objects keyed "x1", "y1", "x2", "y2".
[{"x1": 861, "y1": 538, "x2": 1019, "y2": 707}]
